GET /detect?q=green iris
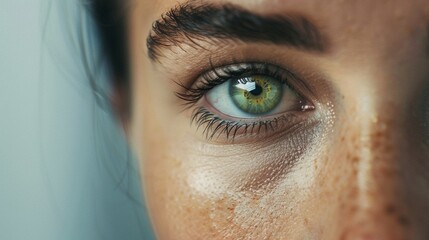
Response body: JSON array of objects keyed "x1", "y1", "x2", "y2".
[{"x1": 229, "y1": 75, "x2": 283, "y2": 115}]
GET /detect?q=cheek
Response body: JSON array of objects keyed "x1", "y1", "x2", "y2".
[
  {"x1": 144, "y1": 151, "x2": 316, "y2": 240},
  {"x1": 142, "y1": 118, "x2": 340, "y2": 239}
]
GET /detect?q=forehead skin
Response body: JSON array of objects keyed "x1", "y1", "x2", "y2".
[{"x1": 129, "y1": 0, "x2": 429, "y2": 240}]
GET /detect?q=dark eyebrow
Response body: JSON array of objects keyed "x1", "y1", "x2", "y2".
[{"x1": 147, "y1": 3, "x2": 328, "y2": 61}]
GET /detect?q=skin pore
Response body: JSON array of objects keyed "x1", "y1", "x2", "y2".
[{"x1": 124, "y1": 0, "x2": 429, "y2": 239}]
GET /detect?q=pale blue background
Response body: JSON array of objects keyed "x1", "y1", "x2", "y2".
[{"x1": 0, "y1": 1, "x2": 155, "y2": 239}]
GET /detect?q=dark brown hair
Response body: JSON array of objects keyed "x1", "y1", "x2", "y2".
[
  {"x1": 89, "y1": 0, "x2": 129, "y2": 87},
  {"x1": 89, "y1": 0, "x2": 131, "y2": 121}
]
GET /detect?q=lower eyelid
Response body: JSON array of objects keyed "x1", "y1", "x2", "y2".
[{"x1": 190, "y1": 106, "x2": 314, "y2": 142}]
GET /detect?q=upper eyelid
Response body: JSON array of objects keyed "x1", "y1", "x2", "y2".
[
  {"x1": 175, "y1": 62, "x2": 303, "y2": 108},
  {"x1": 200, "y1": 63, "x2": 291, "y2": 85},
  {"x1": 181, "y1": 63, "x2": 287, "y2": 91},
  {"x1": 175, "y1": 63, "x2": 276, "y2": 106}
]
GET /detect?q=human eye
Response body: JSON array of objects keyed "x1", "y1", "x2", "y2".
[{"x1": 176, "y1": 62, "x2": 317, "y2": 142}]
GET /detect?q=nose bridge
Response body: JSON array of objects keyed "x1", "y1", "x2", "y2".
[
  {"x1": 341, "y1": 86, "x2": 413, "y2": 239},
  {"x1": 360, "y1": 113, "x2": 403, "y2": 214},
  {"x1": 358, "y1": 105, "x2": 400, "y2": 211}
]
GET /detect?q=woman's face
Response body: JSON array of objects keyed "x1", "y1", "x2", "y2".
[{"x1": 127, "y1": 0, "x2": 429, "y2": 239}]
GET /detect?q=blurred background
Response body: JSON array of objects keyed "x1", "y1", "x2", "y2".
[{"x1": 0, "y1": 0, "x2": 155, "y2": 239}]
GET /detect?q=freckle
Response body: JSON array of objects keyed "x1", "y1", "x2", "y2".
[
  {"x1": 372, "y1": 140, "x2": 381, "y2": 149},
  {"x1": 348, "y1": 204, "x2": 358, "y2": 215},
  {"x1": 397, "y1": 215, "x2": 409, "y2": 227},
  {"x1": 351, "y1": 135, "x2": 360, "y2": 144},
  {"x1": 351, "y1": 168, "x2": 358, "y2": 178},
  {"x1": 351, "y1": 155, "x2": 359, "y2": 164},
  {"x1": 339, "y1": 232, "x2": 347, "y2": 240},
  {"x1": 304, "y1": 218, "x2": 309, "y2": 226},
  {"x1": 348, "y1": 188, "x2": 358, "y2": 199},
  {"x1": 385, "y1": 204, "x2": 396, "y2": 214},
  {"x1": 185, "y1": 205, "x2": 191, "y2": 214},
  {"x1": 384, "y1": 143, "x2": 393, "y2": 152},
  {"x1": 333, "y1": 173, "x2": 341, "y2": 183}
]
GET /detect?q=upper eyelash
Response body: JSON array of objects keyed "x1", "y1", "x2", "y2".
[{"x1": 175, "y1": 62, "x2": 292, "y2": 109}]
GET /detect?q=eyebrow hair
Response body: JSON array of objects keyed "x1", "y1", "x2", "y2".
[{"x1": 147, "y1": 3, "x2": 328, "y2": 60}]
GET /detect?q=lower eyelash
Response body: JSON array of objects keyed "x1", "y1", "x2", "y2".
[{"x1": 191, "y1": 107, "x2": 290, "y2": 141}]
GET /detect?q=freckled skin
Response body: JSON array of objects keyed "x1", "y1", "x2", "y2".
[{"x1": 125, "y1": 0, "x2": 429, "y2": 239}]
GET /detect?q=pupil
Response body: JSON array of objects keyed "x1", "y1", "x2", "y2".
[{"x1": 249, "y1": 84, "x2": 263, "y2": 96}]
